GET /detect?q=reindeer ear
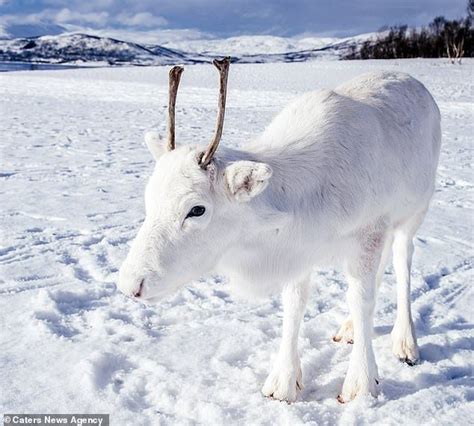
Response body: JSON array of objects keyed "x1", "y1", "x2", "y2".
[
  {"x1": 225, "y1": 161, "x2": 273, "y2": 202},
  {"x1": 145, "y1": 131, "x2": 166, "y2": 161}
]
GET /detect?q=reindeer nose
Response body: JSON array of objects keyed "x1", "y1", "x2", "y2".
[
  {"x1": 118, "y1": 262, "x2": 147, "y2": 299},
  {"x1": 133, "y1": 278, "x2": 144, "y2": 298}
]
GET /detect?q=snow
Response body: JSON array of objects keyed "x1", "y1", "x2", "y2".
[{"x1": 0, "y1": 59, "x2": 473, "y2": 425}]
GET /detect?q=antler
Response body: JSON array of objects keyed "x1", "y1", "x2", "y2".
[
  {"x1": 199, "y1": 57, "x2": 231, "y2": 168},
  {"x1": 167, "y1": 65, "x2": 184, "y2": 151}
]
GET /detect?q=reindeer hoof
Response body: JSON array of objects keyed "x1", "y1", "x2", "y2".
[
  {"x1": 333, "y1": 318, "x2": 354, "y2": 344},
  {"x1": 332, "y1": 335, "x2": 353, "y2": 344},
  {"x1": 337, "y1": 378, "x2": 379, "y2": 404},
  {"x1": 401, "y1": 357, "x2": 418, "y2": 366},
  {"x1": 262, "y1": 364, "x2": 303, "y2": 403},
  {"x1": 391, "y1": 321, "x2": 419, "y2": 365}
]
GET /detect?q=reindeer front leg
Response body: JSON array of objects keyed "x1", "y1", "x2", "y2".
[
  {"x1": 338, "y1": 229, "x2": 385, "y2": 402},
  {"x1": 262, "y1": 278, "x2": 309, "y2": 402}
]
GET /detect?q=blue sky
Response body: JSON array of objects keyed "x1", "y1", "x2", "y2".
[{"x1": 0, "y1": 0, "x2": 468, "y2": 38}]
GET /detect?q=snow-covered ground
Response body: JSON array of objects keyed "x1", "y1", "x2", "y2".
[{"x1": 0, "y1": 59, "x2": 472, "y2": 425}]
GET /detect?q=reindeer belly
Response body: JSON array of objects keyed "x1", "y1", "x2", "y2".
[{"x1": 216, "y1": 224, "x2": 340, "y2": 297}]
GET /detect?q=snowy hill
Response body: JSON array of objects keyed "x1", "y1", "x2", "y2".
[
  {"x1": 161, "y1": 34, "x2": 339, "y2": 56},
  {"x1": 230, "y1": 36, "x2": 376, "y2": 63},
  {"x1": 0, "y1": 32, "x2": 375, "y2": 66},
  {"x1": 0, "y1": 33, "x2": 203, "y2": 66}
]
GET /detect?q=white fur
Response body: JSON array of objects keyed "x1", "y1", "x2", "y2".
[{"x1": 119, "y1": 71, "x2": 441, "y2": 402}]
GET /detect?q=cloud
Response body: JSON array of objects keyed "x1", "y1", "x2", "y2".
[
  {"x1": 115, "y1": 12, "x2": 167, "y2": 28},
  {"x1": 0, "y1": 0, "x2": 469, "y2": 38},
  {"x1": 55, "y1": 8, "x2": 109, "y2": 26},
  {"x1": 0, "y1": 6, "x2": 168, "y2": 32},
  {"x1": 53, "y1": 8, "x2": 168, "y2": 28}
]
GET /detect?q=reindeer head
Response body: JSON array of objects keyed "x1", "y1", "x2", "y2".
[{"x1": 118, "y1": 58, "x2": 273, "y2": 302}]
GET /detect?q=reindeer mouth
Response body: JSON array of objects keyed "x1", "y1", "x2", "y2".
[{"x1": 129, "y1": 276, "x2": 177, "y2": 304}]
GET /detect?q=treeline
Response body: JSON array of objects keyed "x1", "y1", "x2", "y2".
[{"x1": 345, "y1": 1, "x2": 473, "y2": 62}]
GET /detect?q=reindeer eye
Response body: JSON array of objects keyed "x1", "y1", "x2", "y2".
[{"x1": 186, "y1": 205, "x2": 206, "y2": 219}]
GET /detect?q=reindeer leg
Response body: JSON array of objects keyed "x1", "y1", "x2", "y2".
[
  {"x1": 339, "y1": 225, "x2": 386, "y2": 402},
  {"x1": 262, "y1": 277, "x2": 309, "y2": 402},
  {"x1": 334, "y1": 233, "x2": 393, "y2": 345}
]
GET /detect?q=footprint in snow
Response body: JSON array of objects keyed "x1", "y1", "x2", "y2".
[{"x1": 78, "y1": 351, "x2": 135, "y2": 391}]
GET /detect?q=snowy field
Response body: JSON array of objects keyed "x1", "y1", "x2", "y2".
[{"x1": 0, "y1": 59, "x2": 473, "y2": 425}]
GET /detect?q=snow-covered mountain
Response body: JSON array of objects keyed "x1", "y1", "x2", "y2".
[
  {"x1": 0, "y1": 33, "x2": 204, "y2": 66},
  {"x1": 161, "y1": 35, "x2": 339, "y2": 56},
  {"x1": 0, "y1": 32, "x2": 375, "y2": 66}
]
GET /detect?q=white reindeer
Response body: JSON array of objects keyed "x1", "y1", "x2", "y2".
[{"x1": 118, "y1": 58, "x2": 441, "y2": 403}]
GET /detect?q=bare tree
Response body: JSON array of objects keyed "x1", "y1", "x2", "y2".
[
  {"x1": 444, "y1": 20, "x2": 467, "y2": 63},
  {"x1": 443, "y1": 1, "x2": 473, "y2": 63}
]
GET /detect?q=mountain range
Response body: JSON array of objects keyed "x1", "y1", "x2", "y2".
[{"x1": 0, "y1": 29, "x2": 375, "y2": 66}]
